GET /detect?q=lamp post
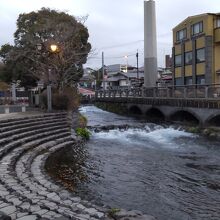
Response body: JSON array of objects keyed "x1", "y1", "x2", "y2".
[
  {"x1": 37, "y1": 43, "x2": 59, "y2": 112},
  {"x1": 50, "y1": 44, "x2": 58, "y2": 53},
  {"x1": 124, "y1": 55, "x2": 128, "y2": 73},
  {"x1": 47, "y1": 71, "x2": 52, "y2": 112},
  {"x1": 136, "y1": 50, "x2": 139, "y2": 79}
]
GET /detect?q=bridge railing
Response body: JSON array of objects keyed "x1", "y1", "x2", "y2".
[{"x1": 96, "y1": 84, "x2": 220, "y2": 99}]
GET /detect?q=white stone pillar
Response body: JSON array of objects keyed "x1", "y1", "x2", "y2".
[
  {"x1": 11, "y1": 83, "x2": 16, "y2": 103},
  {"x1": 47, "y1": 85, "x2": 52, "y2": 112},
  {"x1": 22, "y1": 106, "x2": 26, "y2": 112},
  {"x1": 144, "y1": 0, "x2": 158, "y2": 87},
  {"x1": 5, "y1": 106, "x2": 9, "y2": 114}
]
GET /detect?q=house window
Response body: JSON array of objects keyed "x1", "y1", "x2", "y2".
[
  {"x1": 196, "y1": 48, "x2": 205, "y2": 63},
  {"x1": 217, "y1": 18, "x2": 220, "y2": 28},
  {"x1": 175, "y1": 54, "x2": 182, "y2": 67},
  {"x1": 185, "y1": 51, "x2": 192, "y2": 65},
  {"x1": 175, "y1": 77, "x2": 183, "y2": 85},
  {"x1": 191, "y1": 21, "x2": 203, "y2": 35},
  {"x1": 176, "y1": 29, "x2": 187, "y2": 41},
  {"x1": 196, "y1": 75, "x2": 205, "y2": 84},
  {"x1": 185, "y1": 76, "x2": 193, "y2": 85}
]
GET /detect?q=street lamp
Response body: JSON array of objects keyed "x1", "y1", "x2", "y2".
[
  {"x1": 36, "y1": 43, "x2": 58, "y2": 112},
  {"x1": 136, "y1": 50, "x2": 139, "y2": 79},
  {"x1": 124, "y1": 55, "x2": 128, "y2": 73},
  {"x1": 50, "y1": 44, "x2": 58, "y2": 53}
]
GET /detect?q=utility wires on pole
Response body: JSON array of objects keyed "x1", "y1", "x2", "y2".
[
  {"x1": 136, "y1": 50, "x2": 139, "y2": 79},
  {"x1": 102, "y1": 51, "x2": 105, "y2": 90}
]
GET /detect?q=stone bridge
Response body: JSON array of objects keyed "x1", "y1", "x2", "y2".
[{"x1": 95, "y1": 85, "x2": 220, "y2": 126}]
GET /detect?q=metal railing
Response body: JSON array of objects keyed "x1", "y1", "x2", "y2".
[{"x1": 95, "y1": 84, "x2": 220, "y2": 99}]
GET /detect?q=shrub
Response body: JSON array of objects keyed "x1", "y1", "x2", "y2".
[
  {"x1": 52, "y1": 93, "x2": 69, "y2": 110},
  {"x1": 76, "y1": 128, "x2": 91, "y2": 140},
  {"x1": 39, "y1": 86, "x2": 80, "y2": 111},
  {"x1": 78, "y1": 114, "x2": 87, "y2": 128},
  {"x1": 187, "y1": 126, "x2": 200, "y2": 133},
  {"x1": 62, "y1": 87, "x2": 80, "y2": 111},
  {"x1": 108, "y1": 208, "x2": 121, "y2": 218}
]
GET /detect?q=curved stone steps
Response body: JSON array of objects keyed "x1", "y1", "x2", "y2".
[
  {"x1": 13, "y1": 139, "x2": 104, "y2": 219},
  {"x1": 0, "y1": 117, "x2": 66, "y2": 134},
  {"x1": 0, "y1": 114, "x2": 69, "y2": 219},
  {"x1": 0, "y1": 113, "x2": 67, "y2": 126},
  {"x1": 0, "y1": 124, "x2": 69, "y2": 160},
  {"x1": 0, "y1": 123, "x2": 68, "y2": 149},
  {"x1": 0, "y1": 118, "x2": 67, "y2": 140},
  {"x1": 0, "y1": 138, "x2": 74, "y2": 219},
  {"x1": 0, "y1": 114, "x2": 67, "y2": 148},
  {"x1": 0, "y1": 171, "x2": 63, "y2": 219},
  {"x1": 0, "y1": 113, "x2": 109, "y2": 220}
]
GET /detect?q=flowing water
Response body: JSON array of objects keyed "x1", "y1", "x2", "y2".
[{"x1": 77, "y1": 106, "x2": 220, "y2": 220}]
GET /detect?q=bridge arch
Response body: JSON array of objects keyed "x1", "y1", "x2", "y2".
[
  {"x1": 205, "y1": 113, "x2": 220, "y2": 127},
  {"x1": 169, "y1": 110, "x2": 200, "y2": 125},
  {"x1": 128, "y1": 105, "x2": 143, "y2": 115},
  {"x1": 145, "y1": 108, "x2": 165, "y2": 121}
]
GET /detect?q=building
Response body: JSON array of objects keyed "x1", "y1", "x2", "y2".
[
  {"x1": 105, "y1": 72, "x2": 144, "y2": 89},
  {"x1": 79, "y1": 68, "x2": 96, "y2": 88},
  {"x1": 165, "y1": 55, "x2": 172, "y2": 69},
  {"x1": 106, "y1": 64, "x2": 136, "y2": 73},
  {"x1": 172, "y1": 13, "x2": 220, "y2": 85},
  {"x1": 157, "y1": 67, "x2": 172, "y2": 86}
]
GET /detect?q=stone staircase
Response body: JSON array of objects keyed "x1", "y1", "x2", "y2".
[{"x1": 0, "y1": 113, "x2": 107, "y2": 220}]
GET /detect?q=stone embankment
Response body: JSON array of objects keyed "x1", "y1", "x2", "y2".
[{"x1": 0, "y1": 112, "x2": 156, "y2": 220}]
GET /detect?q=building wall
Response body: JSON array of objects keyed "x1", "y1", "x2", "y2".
[
  {"x1": 214, "y1": 44, "x2": 220, "y2": 83},
  {"x1": 172, "y1": 13, "x2": 220, "y2": 85},
  {"x1": 119, "y1": 80, "x2": 130, "y2": 87}
]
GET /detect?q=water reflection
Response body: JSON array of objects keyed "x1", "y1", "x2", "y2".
[{"x1": 45, "y1": 143, "x2": 89, "y2": 191}]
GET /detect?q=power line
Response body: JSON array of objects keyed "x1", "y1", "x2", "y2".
[
  {"x1": 96, "y1": 32, "x2": 172, "y2": 50},
  {"x1": 88, "y1": 51, "x2": 144, "y2": 60},
  {"x1": 98, "y1": 40, "x2": 144, "y2": 50}
]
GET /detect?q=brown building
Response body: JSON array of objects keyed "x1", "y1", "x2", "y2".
[
  {"x1": 165, "y1": 55, "x2": 172, "y2": 69},
  {"x1": 172, "y1": 13, "x2": 220, "y2": 85}
]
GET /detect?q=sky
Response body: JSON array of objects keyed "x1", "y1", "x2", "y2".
[{"x1": 0, "y1": 0, "x2": 220, "y2": 70}]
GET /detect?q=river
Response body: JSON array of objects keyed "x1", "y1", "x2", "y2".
[{"x1": 76, "y1": 105, "x2": 220, "y2": 220}]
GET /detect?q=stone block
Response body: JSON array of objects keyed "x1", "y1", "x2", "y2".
[
  {"x1": 16, "y1": 215, "x2": 38, "y2": 220},
  {"x1": 0, "y1": 211, "x2": 11, "y2": 220},
  {"x1": 0, "y1": 206, "x2": 16, "y2": 215}
]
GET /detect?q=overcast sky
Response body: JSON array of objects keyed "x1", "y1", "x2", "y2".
[{"x1": 0, "y1": 0, "x2": 220, "y2": 69}]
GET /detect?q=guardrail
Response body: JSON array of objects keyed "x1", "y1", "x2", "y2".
[{"x1": 95, "y1": 84, "x2": 220, "y2": 99}]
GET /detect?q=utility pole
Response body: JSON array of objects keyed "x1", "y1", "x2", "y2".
[
  {"x1": 136, "y1": 50, "x2": 139, "y2": 79},
  {"x1": 102, "y1": 51, "x2": 105, "y2": 90}
]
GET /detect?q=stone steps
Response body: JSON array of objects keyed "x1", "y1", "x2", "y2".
[
  {"x1": 0, "y1": 124, "x2": 69, "y2": 159},
  {"x1": 0, "y1": 112, "x2": 108, "y2": 220},
  {"x1": 0, "y1": 119, "x2": 66, "y2": 139},
  {"x1": 0, "y1": 113, "x2": 67, "y2": 125},
  {"x1": 0, "y1": 117, "x2": 67, "y2": 133}
]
